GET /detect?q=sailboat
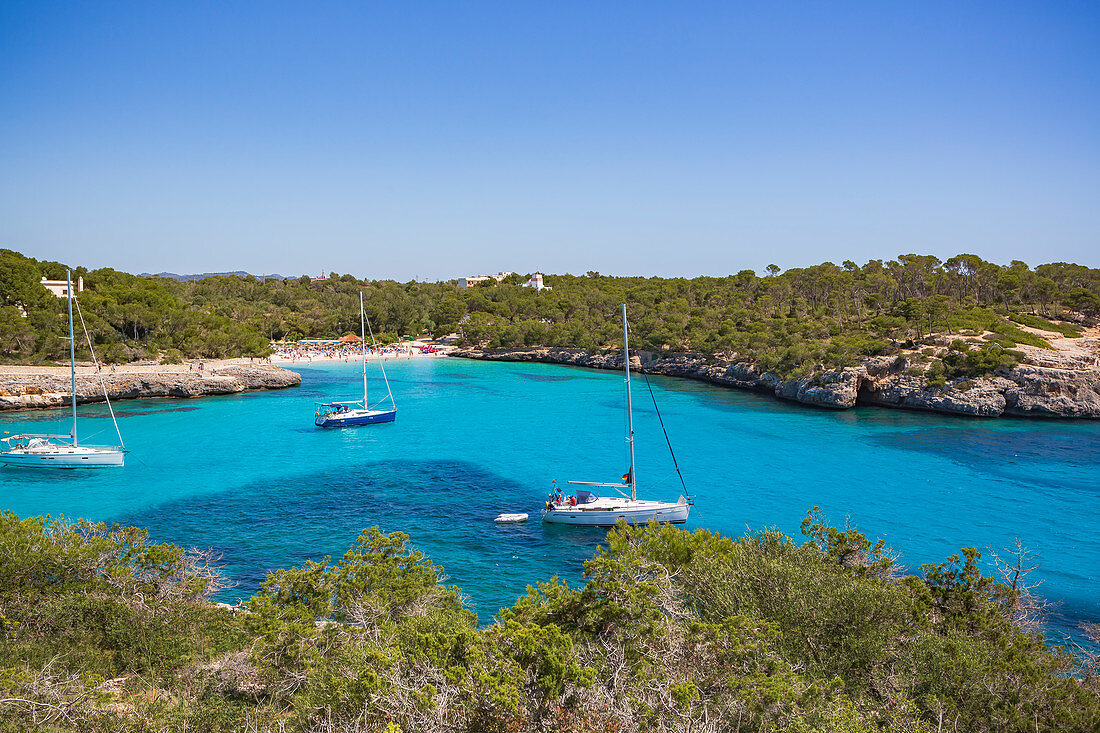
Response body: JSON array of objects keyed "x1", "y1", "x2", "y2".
[
  {"x1": 542, "y1": 304, "x2": 690, "y2": 526},
  {"x1": 0, "y1": 271, "x2": 126, "y2": 468},
  {"x1": 314, "y1": 292, "x2": 397, "y2": 428}
]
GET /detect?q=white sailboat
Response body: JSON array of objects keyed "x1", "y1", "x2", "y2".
[
  {"x1": 0, "y1": 271, "x2": 126, "y2": 468},
  {"x1": 314, "y1": 292, "x2": 397, "y2": 428},
  {"x1": 542, "y1": 304, "x2": 690, "y2": 526}
]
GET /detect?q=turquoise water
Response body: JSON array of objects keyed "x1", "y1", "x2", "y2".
[{"x1": 1, "y1": 358, "x2": 1097, "y2": 640}]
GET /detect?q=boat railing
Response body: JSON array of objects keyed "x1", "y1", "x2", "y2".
[{"x1": 3, "y1": 433, "x2": 73, "y2": 442}]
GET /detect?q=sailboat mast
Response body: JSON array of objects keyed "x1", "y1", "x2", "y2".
[
  {"x1": 364, "y1": 312, "x2": 395, "y2": 408},
  {"x1": 67, "y1": 270, "x2": 78, "y2": 446},
  {"x1": 622, "y1": 303, "x2": 635, "y2": 500},
  {"x1": 360, "y1": 291, "x2": 368, "y2": 407}
]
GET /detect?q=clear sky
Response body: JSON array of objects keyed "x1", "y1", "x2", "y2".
[{"x1": 1, "y1": 1, "x2": 1097, "y2": 281}]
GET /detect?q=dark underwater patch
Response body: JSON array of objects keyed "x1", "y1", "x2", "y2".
[{"x1": 115, "y1": 458, "x2": 602, "y2": 615}]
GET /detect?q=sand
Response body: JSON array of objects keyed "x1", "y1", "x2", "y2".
[{"x1": 0, "y1": 358, "x2": 265, "y2": 377}]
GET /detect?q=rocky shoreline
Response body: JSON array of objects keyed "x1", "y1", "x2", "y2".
[
  {"x1": 451, "y1": 347, "x2": 1100, "y2": 419},
  {"x1": 0, "y1": 363, "x2": 301, "y2": 411}
]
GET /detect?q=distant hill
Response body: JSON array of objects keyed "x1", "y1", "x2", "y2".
[{"x1": 141, "y1": 271, "x2": 289, "y2": 281}]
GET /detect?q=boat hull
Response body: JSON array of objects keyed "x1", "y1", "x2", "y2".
[
  {"x1": 0, "y1": 447, "x2": 125, "y2": 469},
  {"x1": 315, "y1": 408, "x2": 397, "y2": 428},
  {"x1": 542, "y1": 497, "x2": 689, "y2": 526}
]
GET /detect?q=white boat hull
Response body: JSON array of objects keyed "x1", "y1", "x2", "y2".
[
  {"x1": 3, "y1": 271, "x2": 127, "y2": 470},
  {"x1": 544, "y1": 305, "x2": 695, "y2": 529},
  {"x1": 0, "y1": 446, "x2": 125, "y2": 468},
  {"x1": 542, "y1": 496, "x2": 689, "y2": 526}
]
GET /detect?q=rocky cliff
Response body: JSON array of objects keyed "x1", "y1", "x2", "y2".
[
  {"x1": 0, "y1": 365, "x2": 301, "y2": 411},
  {"x1": 451, "y1": 347, "x2": 1100, "y2": 419}
]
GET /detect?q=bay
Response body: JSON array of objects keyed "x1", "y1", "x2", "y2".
[{"x1": 1, "y1": 357, "x2": 1097, "y2": 641}]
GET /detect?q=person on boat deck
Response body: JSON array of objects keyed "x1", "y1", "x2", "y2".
[
  {"x1": 554, "y1": 490, "x2": 564, "y2": 504},
  {"x1": 568, "y1": 495, "x2": 577, "y2": 506}
]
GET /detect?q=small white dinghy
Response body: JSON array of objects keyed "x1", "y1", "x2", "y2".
[{"x1": 494, "y1": 513, "x2": 529, "y2": 523}]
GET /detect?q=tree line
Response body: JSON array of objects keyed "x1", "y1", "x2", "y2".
[{"x1": 2, "y1": 248, "x2": 1098, "y2": 378}]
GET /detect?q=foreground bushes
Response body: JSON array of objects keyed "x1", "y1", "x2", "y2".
[{"x1": 1, "y1": 509, "x2": 1097, "y2": 731}]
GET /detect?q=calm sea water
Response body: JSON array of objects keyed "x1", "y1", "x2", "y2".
[{"x1": 2, "y1": 358, "x2": 1097, "y2": 641}]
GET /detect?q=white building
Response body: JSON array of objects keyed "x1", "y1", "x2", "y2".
[
  {"x1": 458, "y1": 272, "x2": 513, "y2": 289},
  {"x1": 41, "y1": 276, "x2": 84, "y2": 298},
  {"x1": 522, "y1": 273, "x2": 551, "y2": 292}
]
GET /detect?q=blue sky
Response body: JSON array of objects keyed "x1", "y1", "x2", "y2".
[{"x1": 1, "y1": 1, "x2": 1097, "y2": 280}]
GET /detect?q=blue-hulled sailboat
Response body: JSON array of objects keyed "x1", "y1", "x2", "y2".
[{"x1": 314, "y1": 292, "x2": 397, "y2": 428}]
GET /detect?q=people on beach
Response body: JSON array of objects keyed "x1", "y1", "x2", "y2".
[{"x1": 269, "y1": 341, "x2": 445, "y2": 362}]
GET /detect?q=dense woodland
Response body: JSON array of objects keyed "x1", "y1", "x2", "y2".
[
  {"x1": 1, "y1": 510, "x2": 1097, "y2": 732},
  {"x1": 2, "y1": 248, "x2": 1099, "y2": 378}
]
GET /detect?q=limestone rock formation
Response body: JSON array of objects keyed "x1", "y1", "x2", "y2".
[
  {"x1": 452, "y1": 346, "x2": 1100, "y2": 419},
  {"x1": 858, "y1": 373, "x2": 1012, "y2": 417},
  {"x1": 0, "y1": 365, "x2": 301, "y2": 411},
  {"x1": 1002, "y1": 364, "x2": 1100, "y2": 418}
]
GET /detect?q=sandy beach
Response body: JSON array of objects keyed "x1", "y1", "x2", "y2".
[
  {"x1": 0, "y1": 338, "x2": 459, "y2": 375},
  {"x1": 270, "y1": 339, "x2": 457, "y2": 364},
  {"x1": 0, "y1": 357, "x2": 269, "y2": 377}
]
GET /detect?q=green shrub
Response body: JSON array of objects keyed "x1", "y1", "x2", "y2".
[
  {"x1": 2, "y1": 510, "x2": 1098, "y2": 732},
  {"x1": 1007, "y1": 312, "x2": 1083, "y2": 338},
  {"x1": 926, "y1": 359, "x2": 947, "y2": 387},
  {"x1": 942, "y1": 343, "x2": 1021, "y2": 379}
]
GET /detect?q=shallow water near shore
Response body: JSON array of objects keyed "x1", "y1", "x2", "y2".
[{"x1": 2, "y1": 358, "x2": 1098, "y2": 641}]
